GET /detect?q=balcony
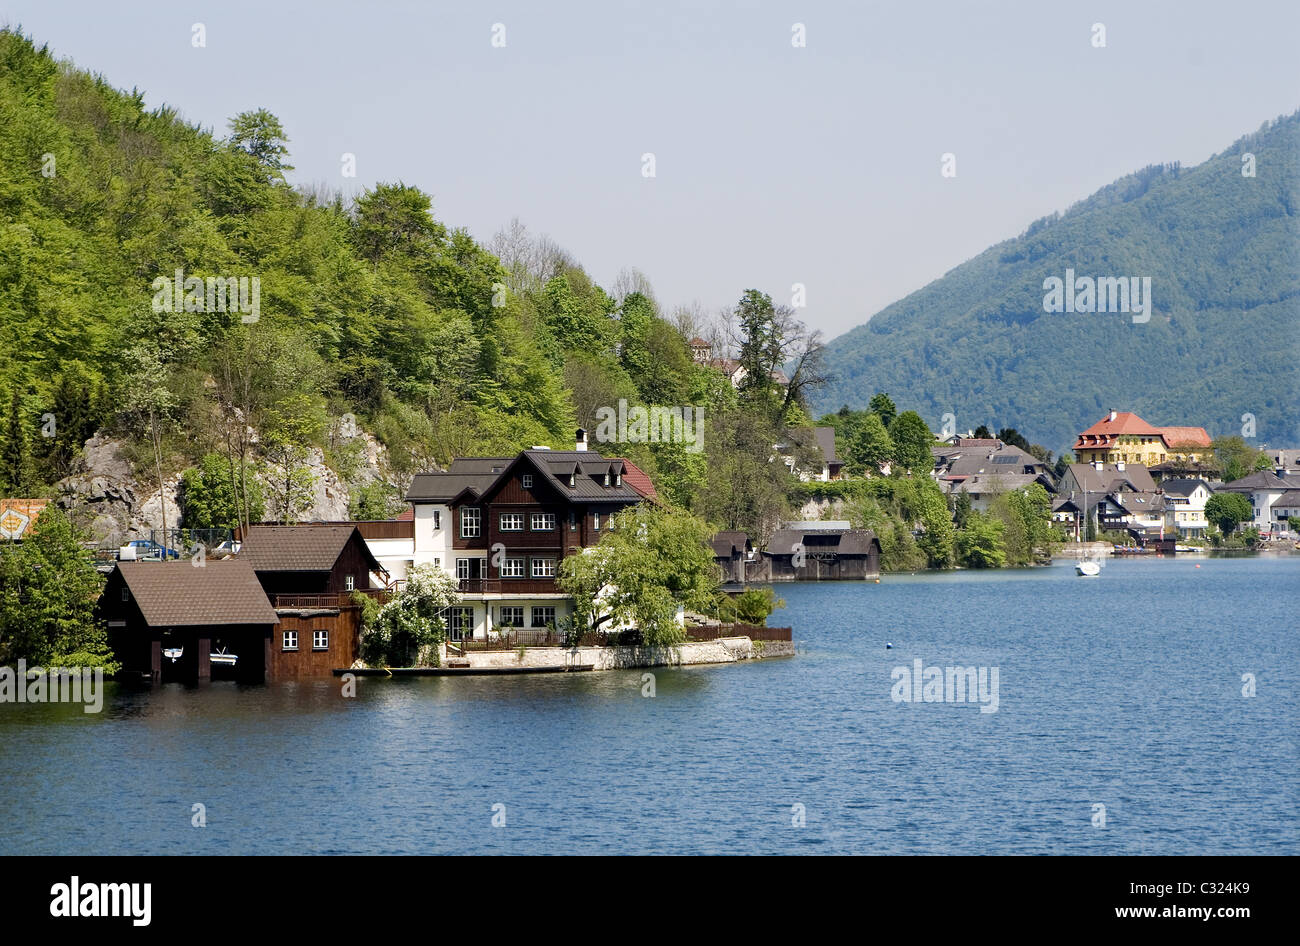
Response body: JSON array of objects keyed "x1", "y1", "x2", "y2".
[{"x1": 457, "y1": 578, "x2": 562, "y2": 596}]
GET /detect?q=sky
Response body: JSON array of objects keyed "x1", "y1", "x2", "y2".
[{"x1": 2, "y1": 0, "x2": 1297, "y2": 341}]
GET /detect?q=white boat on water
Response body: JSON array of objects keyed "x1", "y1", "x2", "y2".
[
  {"x1": 1075, "y1": 560, "x2": 1101, "y2": 577},
  {"x1": 162, "y1": 647, "x2": 183, "y2": 662},
  {"x1": 209, "y1": 647, "x2": 238, "y2": 667}
]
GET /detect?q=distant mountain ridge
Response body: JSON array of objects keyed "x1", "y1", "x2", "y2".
[{"x1": 814, "y1": 112, "x2": 1300, "y2": 453}]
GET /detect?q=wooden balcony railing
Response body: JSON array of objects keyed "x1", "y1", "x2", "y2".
[{"x1": 457, "y1": 578, "x2": 563, "y2": 595}]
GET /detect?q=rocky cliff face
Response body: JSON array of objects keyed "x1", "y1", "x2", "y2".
[{"x1": 57, "y1": 418, "x2": 392, "y2": 547}]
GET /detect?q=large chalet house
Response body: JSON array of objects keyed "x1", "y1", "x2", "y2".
[
  {"x1": 402, "y1": 433, "x2": 656, "y2": 641},
  {"x1": 1073, "y1": 410, "x2": 1212, "y2": 472}
]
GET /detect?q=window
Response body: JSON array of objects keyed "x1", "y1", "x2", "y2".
[
  {"x1": 344, "y1": 575, "x2": 355, "y2": 591},
  {"x1": 433, "y1": 557, "x2": 441, "y2": 567},
  {"x1": 531, "y1": 606, "x2": 556, "y2": 628},
  {"x1": 569, "y1": 511, "x2": 577, "y2": 531},
  {"x1": 282, "y1": 630, "x2": 298, "y2": 651},
  {"x1": 461, "y1": 507, "x2": 481, "y2": 538},
  {"x1": 448, "y1": 607, "x2": 474, "y2": 642},
  {"x1": 521, "y1": 474, "x2": 533, "y2": 489},
  {"x1": 456, "y1": 558, "x2": 473, "y2": 580},
  {"x1": 433, "y1": 510, "x2": 441, "y2": 530},
  {"x1": 531, "y1": 512, "x2": 555, "y2": 531},
  {"x1": 313, "y1": 630, "x2": 329, "y2": 650},
  {"x1": 603, "y1": 471, "x2": 610, "y2": 486},
  {"x1": 532, "y1": 557, "x2": 557, "y2": 578},
  {"x1": 501, "y1": 557, "x2": 525, "y2": 578},
  {"x1": 121, "y1": 587, "x2": 130, "y2": 602},
  {"x1": 593, "y1": 512, "x2": 601, "y2": 531},
  {"x1": 500, "y1": 513, "x2": 524, "y2": 531},
  {"x1": 499, "y1": 607, "x2": 524, "y2": 628}
]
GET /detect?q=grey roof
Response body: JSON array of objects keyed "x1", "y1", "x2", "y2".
[
  {"x1": 447, "y1": 457, "x2": 513, "y2": 474},
  {"x1": 1272, "y1": 490, "x2": 1300, "y2": 506},
  {"x1": 237, "y1": 525, "x2": 379, "y2": 573},
  {"x1": 949, "y1": 472, "x2": 1042, "y2": 494},
  {"x1": 407, "y1": 449, "x2": 645, "y2": 505},
  {"x1": 115, "y1": 561, "x2": 278, "y2": 628},
  {"x1": 1220, "y1": 471, "x2": 1300, "y2": 491},
  {"x1": 1104, "y1": 490, "x2": 1166, "y2": 515},
  {"x1": 710, "y1": 530, "x2": 751, "y2": 556},
  {"x1": 1160, "y1": 478, "x2": 1212, "y2": 497},
  {"x1": 812, "y1": 427, "x2": 839, "y2": 464},
  {"x1": 406, "y1": 471, "x2": 499, "y2": 503},
  {"x1": 934, "y1": 442, "x2": 1049, "y2": 478},
  {"x1": 766, "y1": 527, "x2": 879, "y2": 557},
  {"x1": 1067, "y1": 463, "x2": 1157, "y2": 494}
]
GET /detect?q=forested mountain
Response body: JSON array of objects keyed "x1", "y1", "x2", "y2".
[
  {"x1": 0, "y1": 29, "x2": 733, "y2": 521},
  {"x1": 814, "y1": 111, "x2": 1300, "y2": 452}
]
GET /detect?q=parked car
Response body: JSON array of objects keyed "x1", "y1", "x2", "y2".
[{"x1": 117, "y1": 539, "x2": 180, "y2": 561}]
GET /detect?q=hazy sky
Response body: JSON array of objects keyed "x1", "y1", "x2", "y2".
[{"x1": 4, "y1": 1, "x2": 1297, "y2": 340}]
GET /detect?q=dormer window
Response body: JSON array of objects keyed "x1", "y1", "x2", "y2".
[
  {"x1": 568, "y1": 473, "x2": 575, "y2": 487},
  {"x1": 615, "y1": 472, "x2": 621, "y2": 487},
  {"x1": 603, "y1": 471, "x2": 610, "y2": 486}
]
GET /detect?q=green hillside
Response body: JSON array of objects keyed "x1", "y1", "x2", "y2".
[
  {"x1": 815, "y1": 112, "x2": 1300, "y2": 452},
  {"x1": 0, "y1": 29, "x2": 723, "y2": 515}
]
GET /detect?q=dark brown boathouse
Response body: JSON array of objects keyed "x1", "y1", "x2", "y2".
[{"x1": 101, "y1": 560, "x2": 279, "y2": 683}]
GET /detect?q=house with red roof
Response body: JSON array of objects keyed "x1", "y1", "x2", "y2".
[{"x1": 1074, "y1": 410, "x2": 1212, "y2": 467}]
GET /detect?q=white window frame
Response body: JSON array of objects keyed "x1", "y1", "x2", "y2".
[
  {"x1": 313, "y1": 630, "x2": 329, "y2": 650},
  {"x1": 433, "y1": 510, "x2": 441, "y2": 530},
  {"x1": 500, "y1": 512, "x2": 525, "y2": 532},
  {"x1": 501, "y1": 557, "x2": 525, "y2": 578},
  {"x1": 521, "y1": 474, "x2": 533, "y2": 489},
  {"x1": 461, "y1": 507, "x2": 481, "y2": 538},
  {"x1": 531, "y1": 557, "x2": 557, "y2": 579},
  {"x1": 282, "y1": 630, "x2": 298, "y2": 651},
  {"x1": 531, "y1": 512, "x2": 555, "y2": 531},
  {"x1": 344, "y1": 575, "x2": 355, "y2": 591},
  {"x1": 531, "y1": 606, "x2": 556, "y2": 628},
  {"x1": 456, "y1": 558, "x2": 473, "y2": 580},
  {"x1": 593, "y1": 512, "x2": 601, "y2": 531}
]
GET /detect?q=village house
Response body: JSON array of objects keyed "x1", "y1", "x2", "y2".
[
  {"x1": 233, "y1": 524, "x2": 384, "y2": 675},
  {"x1": 1159, "y1": 478, "x2": 1213, "y2": 538},
  {"x1": 1057, "y1": 461, "x2": 1164, "y2": 541},
  {"x1": 1217, "y1": 470, "x2": 1300, "y2": 533},
  {"x1": 931, "y1": 439, "x2": 1056, "y2": 511},
  {"x1": 1269, "y1": 490, "x2": 1300, "y2": 535},
  {"x1": 1264, "y1": 449, "x2": 1300, "y2": 477},
  {"x1": 1073, "y1": 410, "x2": 1212, "y2": 467},
  {"x1": 402, "y1": 433, "x2": 654, "y2": 642},
  {"x1": 689, "y1": 337, "x2": 789, "y2": 389},
  {"x1": 774, "y1": 427, "x2": 844, "y2": 482}
]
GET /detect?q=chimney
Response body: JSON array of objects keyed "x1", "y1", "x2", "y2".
[
  {"x1": 1109, "y1": 409, "x2": 1117, "y2": 422},
  {"x1": 575, "y1": 428, "x2": 588, "y2": 452},
  {"x1": 1116, "y1": 461, "x2": 1125, "y2": 472}
]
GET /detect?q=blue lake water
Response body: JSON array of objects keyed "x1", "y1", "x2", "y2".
[{"x1": 2, "y1": 555, "x2": 1296, "y2": 855}]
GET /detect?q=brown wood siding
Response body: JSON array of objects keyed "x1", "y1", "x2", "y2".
[
  {"x1": 268, "y1": 608, "x2": 360, "y2": 679},
  {"x1": 323, "y1": 532, "x2": 379, "y2": 592}
]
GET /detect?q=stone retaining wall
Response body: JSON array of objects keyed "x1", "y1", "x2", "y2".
[{"x1": 444, "y1": 636, "x2": 794, "y2": 671}]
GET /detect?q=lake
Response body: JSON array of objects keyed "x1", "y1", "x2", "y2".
[{"x1": 2, "y1": 555, "x2": 1296, "y2": 855}]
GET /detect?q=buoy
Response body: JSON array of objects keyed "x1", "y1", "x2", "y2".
[{"x1": 885, "y1": 642, "x2": 893, "y2": 649}]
